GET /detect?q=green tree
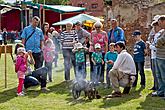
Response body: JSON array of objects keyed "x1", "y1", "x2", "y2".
[{"x1": 0, "y1": 0, "x2": 4, "y2": 4}]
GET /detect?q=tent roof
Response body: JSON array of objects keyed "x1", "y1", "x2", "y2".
[
  {"x1": 22, "y1": 1, "x2": 86, "y2": 14},
  {"x1": 52, "y1": 14, "x2": 104, "y2": 26}
]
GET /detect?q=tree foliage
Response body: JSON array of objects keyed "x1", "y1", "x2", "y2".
[{"x1": 0, "y1": 0, "x2": 4, "y2": 4}]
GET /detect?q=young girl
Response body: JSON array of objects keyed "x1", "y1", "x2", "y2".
[
  {"x1": 72, "y1": 42, "x2": 88, "y2": 80},
  {"x1": 43, "y1": 38, "x2": 55, "y2": 82},
  {"x1": 91, "y1": 43, "x2": 104, "y2": 85},
  {"x1": 15, "y1": 47, "x2": 28, "y2": 96},
  {"x1": 104, "y1": 43, "x2": 118, "y2": 88}
]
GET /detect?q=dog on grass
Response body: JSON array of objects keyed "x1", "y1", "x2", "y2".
[{"x1": 71, "y1": 79, "x2": 101, "y2": 100}]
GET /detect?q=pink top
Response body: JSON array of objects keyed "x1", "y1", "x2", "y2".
[
  {"x1": 43, "y1": 45, "x2": 55, "y2": 63},
  {"x1": 15, "y1": 55, "x2": 27, "y2": 79},
  {"x1": 89, "y1": 30, "x2": 108, "y2": 53}
]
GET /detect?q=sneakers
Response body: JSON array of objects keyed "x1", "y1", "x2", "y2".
[
  {"x1": 123, "y1": 86, "x2": 131, "y2": 94},
  {"x1": 103, "y1": 91, "x2": 122, "y2": 99},
  {"x1": 17, "y1": 92, "x2": 25, "y2": 96},
  {"x1": 152, "y1": 91, "x2": 164, "y2": 97},
  {"x1": 41, "y1": 87, "x2": 50, "y2": 92}
]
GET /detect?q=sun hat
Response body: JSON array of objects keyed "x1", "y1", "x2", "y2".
[
  {"x1": 17, "y1": 47, "x2": 26, "y2": 54},
  {"x1": 76, "y1": 42, "x2": 83, "y2": 49}
]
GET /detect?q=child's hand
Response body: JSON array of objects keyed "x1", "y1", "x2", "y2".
[
  {"x1": 108, "y1": 60, "x2": 114, "y2": 64},
  {"x1": 28, "y1": 50, "x2": 33, "y2": 57},
  {"x1": 102, "y1": 60, "x2": 104, "y2": 65},
  {"x1": 93, "y1": 61, "x2": 96, "y2": 65}
]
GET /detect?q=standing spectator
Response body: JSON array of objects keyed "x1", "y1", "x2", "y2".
[
  {"x1": 75, "y1": 21, "x2": 90, "y2": 46},
  {"x1": 104, "y1": 43, "x2": 118, "y2": 88},
  {"x1": 21, "y1": 16, "x2": 44, "y2": 69},
  {"x1": 132, "y1": 30, "x2": 147, "y2": 88},
  {"x1": 107, "y1": 19, "x2": 125, "y2": 44},
  {"x1": 75, "y1": 21, "x2": 91, "y2": 75},
  {"x1": 104, "y1": 41, "x2": 136, "y2": 98},
  {"x1": 0, "y1": 29, "x2": 2, "y2": 45},
  {"x1": 89, "y1": 21, "x2": 108, "y2": 83},
  {"x1": 15, "y1": 47, "x2": 27, "y2": 96},
  {"x1": 2, "y1": 28, "x2": 8, "y2": 45},
  {"x1": 148, "y1": 19, "x2": 161, "y2": 91},
  {"x1": 43, "y1": 38, "x2": 55, "y2": 82},
  {"x1": 91, "y1": 43, "x2": 104, "y2": 85},
  {"x1": 42, "y1": 22, "x2": 52, "y2": 42},
  {"x1": 60, "y1": 22, "x2": 78, "y2": 81},
  {"x1": 51, "y1": 27, "x2": 61, "y2": 67},
  {"x1": 152, "y1": 15, "x2": 165, "y2": 97},
  {"x1": 72, "y1": 42, "x2": 88, "y2": 79}
]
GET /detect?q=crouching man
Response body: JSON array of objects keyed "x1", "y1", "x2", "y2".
[{"x1": 105, "y1": 41, "x2": 136, "y2": 98}]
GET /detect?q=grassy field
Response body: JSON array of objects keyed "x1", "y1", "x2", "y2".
[{"x1": 0, "y1": 52, "x2": 165, "y2": 110}]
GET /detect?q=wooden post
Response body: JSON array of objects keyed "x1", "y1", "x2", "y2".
[
  {"x1": 43, "y1": 0, "x2": 45, "y2": 23},
  {"x1": 60, "y1": 13, "x2": 62, "y2": 30},
  {"x1": 0, "y1": 45, "x2": 13, "y2": 88},
  {"x1": 4, "y1": 45, "x2": 7, "y2": 88}
]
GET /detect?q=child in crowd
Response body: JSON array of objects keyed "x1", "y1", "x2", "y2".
[
  {"x1": 132, "y1": 30, "x2": 147, "y2": 88},
  {"x1": 104, "y1": 43, "x2": 118, "y2": 88},
  {"x1": 91, "y1": 43, "x2": 104, "y2": 85},
  {"x1": 43, "y1": 38, "x2": 55, "y2": 82},
  {"x1": 15, "y1": 47, "x2": 28, "y2": 96},
  {"x1": 72, "y1": 42, "x2": 88, "y2": 80}
]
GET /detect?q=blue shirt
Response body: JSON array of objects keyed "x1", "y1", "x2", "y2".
[
  {"x1": 108, "y1": 26, "x2": 125, "y2": 44},
  {"x1": 104, "y1": 51, "x2": 118, "y2": 69},
  {"x1": 133, "y1": 40, "x2": 146, "y2": 62},
  {"x1": 21, "y1": 25, "x2": 44, "y2": 53}
]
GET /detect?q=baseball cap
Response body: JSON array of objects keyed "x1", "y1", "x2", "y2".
[
  {"x1": 95, "y1": 43, "x2": 101, "y2": 49},
  {"x1": 75, "y1": 21, "x2": 82, "y2": 25},
  {"x1": 132, "y1": 30, "x2": 141, "y2": 36}
]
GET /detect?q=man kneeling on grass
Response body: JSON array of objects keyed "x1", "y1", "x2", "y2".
[{"x1": 104, "y1": 41, "x2": 136, "y2": 98}]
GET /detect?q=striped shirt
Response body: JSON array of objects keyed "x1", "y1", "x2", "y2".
[
  {"x1": 156, "y1": 29, "x2": 165, "y2": 59},
  {"x1": 60, "y1": 30, "x2": 78, "y2": 49}
]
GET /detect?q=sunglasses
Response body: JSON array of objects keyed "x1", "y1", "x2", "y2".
[{"x1": 95, "y1": 27, "x2": 101, "y2": 28}]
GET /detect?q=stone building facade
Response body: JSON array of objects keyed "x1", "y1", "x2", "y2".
[{"x1": 69, "y1": 0, "x2": 104, "y2": 17}]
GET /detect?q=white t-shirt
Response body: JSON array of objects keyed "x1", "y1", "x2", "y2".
[{"x1": 0, "y1": 34, "x2": 3, "y2": 40}]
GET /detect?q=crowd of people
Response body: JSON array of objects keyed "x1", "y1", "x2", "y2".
[{"x1": 13, "y1": 15, "x2": 165, "y2": 99}]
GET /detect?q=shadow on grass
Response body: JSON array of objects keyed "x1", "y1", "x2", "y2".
[
  {"x1": 26, "y1": 81, "x2": 72, "y2": 98},
  {"x1": 65, "y1": 84, "x2": 113, "y2": 105},
  {"x1": 65, "y1": 97, "x2": 93, "y2": 106},
  {"x1": 137, "y1": 93, "x2": 165, "y2": 110},
  {"x1": 0, "y1": 87, "x2": 17, "y2": 104},
  {"x1": 99, "y1": 87, "x2": 144, "y2": 109},
  {"x1": 48, "y1": 81, "x2": 72, "y2": 95}
]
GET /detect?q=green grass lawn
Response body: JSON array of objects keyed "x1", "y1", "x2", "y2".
[{"x1": 0, "y1": 52, "x2": 165, "y2": 110}]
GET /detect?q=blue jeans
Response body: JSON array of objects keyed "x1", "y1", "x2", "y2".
[
  {"x1": 151, "y1": 59, "x2": 158, "y2": 90},
  {"x1": 75, "y1": 62, "x2": 86, "y2": 80},
  {"x1": 155, "y1": 58, "x2": 165, "y2": 96},
  {"x1": 133, "y1": 61, "x2": 145, "y2": 86},
  {"x1": 106, "y1": 67, "x2": 112, "y2": 86},
  {"x1": 45, "y1": 62, "x2": 53, "y2": 81},
  {"x1": 89, "y1": 52, "x2": 105, "y2": 83},
  {"x1": 62, "y1": 49, "x2": 76, "y2": 80},
  {"x1": 92, "y1": 63, "x2": 102, "y2": 84},
  {"x1": 24, "y1": 67, "x2": 48, "y2": 89}
]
